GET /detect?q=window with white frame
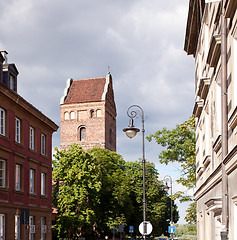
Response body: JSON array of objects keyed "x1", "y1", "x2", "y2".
[
  {"x1": 64, "y1": 112, "x2": 69, "y2": 120},
  {"x1": 15, "y1": 164, "x2": 21, "y2": 191},
  {"x1": 41, "y1": 172, "x2": 46, "y2": 196},
  {"x1": 29, "y1": 216, "x2": 35, "y2": 240},
  {"x1": 15, "y1": 118, "x2": 21, "y2": 143},
  {"x1": 0, "y1": 214, "x2": 5, "y2": 240},
  {"x1": 29, "y1": 169, "x2": 35, "y2": 194},
  {"x1": 96, "y1": 109, "x2": 102, "y2": 117},
  {"x1": 41, "y1": 217, "x2": 46, "y2": 240},
  {"x1": 41, "y1": 134, "x2": 46, "y2": 155},
  {"x1": 15, "y1": 215, "x2": 20, "y2": 240},
  {"x1": 29, "y1": 127, "x2": 35, "y2": 150},
  {"x1": 70, "y1": 111, "x2": 75, "y2": 119},
  {"x1": 0, "y1": 108, "x2": 5, "y2": 136},
  {"x1": 0, "y1": 160, "x2": 6, "y2": 188}
]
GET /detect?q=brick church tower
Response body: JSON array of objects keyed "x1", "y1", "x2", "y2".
[{"x1": 60, "y1": 73, "x2": 116, "y2": 151}]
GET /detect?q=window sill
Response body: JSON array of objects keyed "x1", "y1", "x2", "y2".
[
  {"x1": 15, "y1": 141, "x2": 24, "y2": 148},
  {"x1": 14, "y1": 190, "x2": 24, "y2": 195},
  {"x1": 41, "y1": 154, "x2": 48, "y2": 159},
  {"x1": 29, "y1": 193, "x2": 37, "y2": 197},
  {"x1": 0, "y1": 134, "x2": 10, "y2": 141},
  {"x1": 29, "y1": 148, "x2": 37, "y2": 154},
  {"x1": 40, "y1": 195, "x2": 48, "y2": 199},
  {"x1": 0, "y1": 187, "x2": 9, "y2": 192}
]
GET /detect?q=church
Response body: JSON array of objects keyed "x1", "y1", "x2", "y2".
[{"x1": 60, "y1": 72, "x2": 116, "y2": 151}]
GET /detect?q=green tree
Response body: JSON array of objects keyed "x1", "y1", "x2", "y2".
[
  {"x1": 124, "y1": 161, "x2": 179, "y2": 237},
  {"x1": 173, "y1": 224, "x2": 197, "y2": 239},
  {"x1": 53, "y1": 145, "x2": 101, "y2": 239},
  {"x1": 147, "y1": 116, "x2": 196, "y2": 224},
  {"x1": 53, "y1": 144, "x2": 179, "y2": 239},
  {"x1": 87, "y1": 147, "x2": 131, "y2": 236},
  {"x1": 53, "y1": 144, "x2": 129, "y2": 239}
]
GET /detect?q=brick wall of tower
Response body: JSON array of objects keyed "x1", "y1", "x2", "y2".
[
  {"x1": 105, "y1": 108, "x2": 116, "y2": 151},
  {"x1": 104, "y1": 76, "x2": 116, "y2": 151},
  {"x1": 60, "y1": 101, "x2": 107, "y2": 150}
]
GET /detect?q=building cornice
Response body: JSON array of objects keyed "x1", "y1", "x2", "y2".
[
  {"x1": 195, "y1": 145, "x2": 237, "y2": 201},
  {"x1": 184, "y1": 0, "x2": 206, "y2": 56},
  {"x1": 195, "y1": 162, "x2": 222, "y2": 201}
]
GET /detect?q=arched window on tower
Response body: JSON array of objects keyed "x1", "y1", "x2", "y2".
[
  {"x1": 70, "y1": 111, "x2": 75, "y2": 120},
  {"x1": 90, "y1": 110, "x2": 95, "y2": 118},
  {"x1": 96, "y1": 109, "x2": 102, "y2": 117},
  {"x1": 78, "y1": 126, "x2": 86, "y2": 141},
  {"x1": 64, "y1": 112, "x2": 69, "y2": 120}
]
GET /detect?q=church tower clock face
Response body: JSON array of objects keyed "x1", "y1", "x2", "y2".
[{"x1": 60, "y1": 73, "x2": 116, "y2": 152}]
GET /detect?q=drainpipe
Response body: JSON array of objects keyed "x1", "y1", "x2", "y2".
[{"x1": 220, "y1": 1, "x2": 228, "y2": 239}]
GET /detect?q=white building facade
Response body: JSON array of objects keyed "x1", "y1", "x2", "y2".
[{"x1": 184, "y1": 0, "x2": 237, "y2": 239}]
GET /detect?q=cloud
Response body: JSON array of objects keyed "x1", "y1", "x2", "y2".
[{"x1": 0, "y1": 0, "x2": 195, "y2": 224}]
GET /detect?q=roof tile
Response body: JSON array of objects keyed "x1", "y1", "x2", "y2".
[{"x1": 64, "y1": 77, "x2": 106, "y2": 104}]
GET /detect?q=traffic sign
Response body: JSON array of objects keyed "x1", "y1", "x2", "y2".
[
  {"x1": 129, "y1": 226, "x2": 134, "y2": 233},
  {"x1": 118, "y1": 224, "x2": 124, "y2": 233},
  {"x1": 139, "y1": 221, "x2": 152, "y2": 235},
  {"x1": 168, "y1": 225, "x2": 175, "y2": 233}
]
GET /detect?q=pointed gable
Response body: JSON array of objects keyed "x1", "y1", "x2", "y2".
[{"x1": 64, "y1": 77, "x2": 106, "y2": 104}]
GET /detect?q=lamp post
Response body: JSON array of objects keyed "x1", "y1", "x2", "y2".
[
  {"x1": 163, "y1": 175, "x2": 173, "y2": 240},
  {"x1": 123, "y1": 105, "x2": 146, "y2": 239}
]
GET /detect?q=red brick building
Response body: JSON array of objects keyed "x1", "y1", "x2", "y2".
[
  {"x1": 60, "y1": 73, "x2": 116, "y2": 151},
  {"x1": 0, "y1": 51, "x2": 58, "y2": 239}
]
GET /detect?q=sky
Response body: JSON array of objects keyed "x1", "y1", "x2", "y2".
[{"x1": 0, "y1": 0, "x2": 195, "y2": 224}]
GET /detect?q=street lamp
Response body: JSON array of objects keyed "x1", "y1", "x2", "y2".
[
  {"x1": 163, "y1": 175, "x2": 173, "y2": 240},
  {"x1": 123, "y1": 105, "x2": 146, "y2": 239}
]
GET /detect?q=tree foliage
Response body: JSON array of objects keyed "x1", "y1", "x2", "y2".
[
  {"x1": 53, "y1": 144, "x2": 179, "y2": 239},
  {"x1": 124, "y1": 161, "x2": 179, "y2": 237},
  {"x1": 147, "y1": 116, "x2": 196, "y2": 224},
  {"x1": 172, "y1": 224, "x2": 197, "y2": 239}
]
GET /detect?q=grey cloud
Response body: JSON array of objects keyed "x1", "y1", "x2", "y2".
[{"x1": 0, "y1": 0, "x2": 194, "y2": 224}]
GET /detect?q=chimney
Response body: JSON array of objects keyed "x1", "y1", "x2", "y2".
[{"x1": 1, "y1": 51, "x2": 8, "y2": 65}]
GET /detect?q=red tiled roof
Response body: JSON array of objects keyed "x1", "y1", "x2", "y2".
[{"x1": 64, "y1": 78, "x2": 106, "y2": 104}]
